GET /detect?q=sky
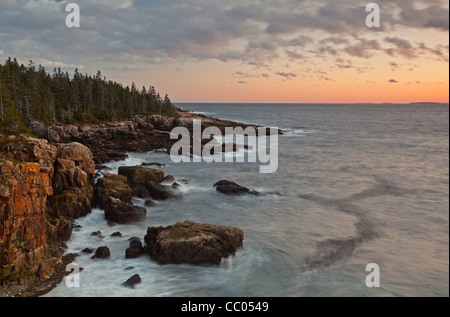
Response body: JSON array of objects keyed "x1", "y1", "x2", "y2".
[{"x1": 0, "y1": 0, "x2": 448, "y2": 103}]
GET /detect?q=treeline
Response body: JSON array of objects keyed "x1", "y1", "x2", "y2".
[{"x1": 0, "y1": 57, "x2": 177, "y2": 132}]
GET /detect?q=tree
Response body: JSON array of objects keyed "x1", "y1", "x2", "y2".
[{"x1": 0, "y1": 57, "x2": 176, "y2": 132}]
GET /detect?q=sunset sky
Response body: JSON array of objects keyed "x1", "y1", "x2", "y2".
[{"x1": 0, "y1": 0, "x2": 448, "y2": 103}]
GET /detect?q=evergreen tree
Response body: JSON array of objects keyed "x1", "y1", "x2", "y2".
[{"x1": 0, "y1": 57, "x2": 176, "y2": 132}]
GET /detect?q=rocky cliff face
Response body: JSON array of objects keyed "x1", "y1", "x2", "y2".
[
  {"x1": 0, "y1": 161, "x2": 57, "y2": 284},
  {"x1": 47, "y1": 116, "x2": 174, "y2": 164},
  {"x1": 0, "y1": 136, "x2": 95, "y2": 286}
]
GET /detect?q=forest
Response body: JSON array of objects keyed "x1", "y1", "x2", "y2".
[{"x1": 0, "y1": 57, "x2": 176, "y2": 133}]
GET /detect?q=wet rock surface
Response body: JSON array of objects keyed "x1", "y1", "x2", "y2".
[
  {"x1": 144, "y1": 221, "x2": 244, "y2": 265},
  {"x1": 213, "y1": 180, "x2": 260, "y2": 196}
]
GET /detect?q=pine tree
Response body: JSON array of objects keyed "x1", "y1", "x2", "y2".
[{"x1": 0, "y1": 57, "x2": 176, "y2": 132}]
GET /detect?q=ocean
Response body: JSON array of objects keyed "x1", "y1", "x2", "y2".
[{"x1": 45, "y1": 103, "x2": 449, "y2": 297}]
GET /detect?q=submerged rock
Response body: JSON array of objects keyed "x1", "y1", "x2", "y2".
[
  {"x1": 92, "y1": 246, "x2": 111, "y2": 259},
  {"x1": 213, "y1": 180, "x2": 259, "y2": 196},
  {"x1": 81, "y1": 248, "x2": 94, "y2": 254},
  {"x1": 144, "y1": 220, "x2": 244, "y2": 265},
  {"x1": 146, "y1": 181, "x2": 182, "y2": 200},
  {"x1": 122, "y1": 274, "x2": 142, "y2": 288},
  {"x1": 126, "y1": 239, "x2": 145, "y2": 259}
]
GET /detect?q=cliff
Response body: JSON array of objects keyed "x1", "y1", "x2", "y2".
[
  {"x1": 0, "y1": 136, "x2": 94, "y2": 286},
  {"x1": 0, "y1": 112, "x2": 265, "y2": 287}
]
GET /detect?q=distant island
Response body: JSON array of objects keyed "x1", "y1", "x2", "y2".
[{"x1": 409, "y1": 102, "x2": 445, "y2": 105}]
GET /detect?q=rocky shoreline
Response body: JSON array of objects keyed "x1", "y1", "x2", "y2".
[{"x1": 0, "y1": 109, "x2": 266, "y2": 297}]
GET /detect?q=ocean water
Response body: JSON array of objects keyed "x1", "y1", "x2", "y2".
[{"x1": 46, "y1": 103, "x2": 449, "y2": 297}]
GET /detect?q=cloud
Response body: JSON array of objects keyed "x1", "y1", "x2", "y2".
[
  {"x1": 276, "y1": 72, "x2": 297, "y2": 79},
  {"x1": 344, "y1": 39, "x2": 381, "y2": 58},
  {"x1": 320, "y1": 75, "x2": 334, "y2": 81},
  {"x1": 235, "y1": 71, "x2": 261, "y2": 78},
  {"x1": 389, "y1": 62, "x2": 400, "y2": 70},
  {"x1": 0, "y1": 0, "x2": 448, "y2": 75},
  {"x1": 238, "y1": 81, "x2": 247, "y2": 84},
  {"x1": 384, "y1": 37, "x2": 416, "y2": 58},
  {"x1": 34, "y1": 58, "x2": 85, "y2": 70},
  {"x1": 319, "y1": 46, "x2": 339, "y2": 56},
  {"x1": 398, "y1": 2, "x2": 449, "y2": 31},
  {"x1": 389, "y1": 79, "x2": 398, "y2": 83},
  {"x1": 418, "y1": 43, "x2": 449, "y2": 62},
  {"x1": 286, "y1": 50, "x2": 304, "y2": 59}
]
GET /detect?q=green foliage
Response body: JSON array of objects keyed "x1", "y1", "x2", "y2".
[{"x1": 0, "y1": 57, "x2": 176, "y2": 133}]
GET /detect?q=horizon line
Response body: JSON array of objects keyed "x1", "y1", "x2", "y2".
[{"x1": 174, "y1": 101, "x2": 449, "y2": 105}]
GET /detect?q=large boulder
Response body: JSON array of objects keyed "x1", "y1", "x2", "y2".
[
  {"x1": 144, "y1": 221, "x2": 244, "y2": 265},
  {"x1": 213, "y1": 180, "x2": 259, "y2": 196},
  {"x1": 46, "y1": 186, "x2": 94, "y2": 219},
  {"x1": 122, "y1": 274, "x2": 142, "y2": 288},
  {"x1": 56, "y1": 142, "x2": 96, "y2": 182},
  {"x1": 104, "y1": 197, "x2": 146, "y2": 224},
  {"x1": 94, "y1": 174, "x2": 132, "y2": 209},
  {"x1": 53, "y1": 158, "x2": 89, "y2": 194},
  {"x1": 146, "y1": 181, "x2": 182, "y2": 200},
  {"x1": 148, "y1": 115, "x2": 173, "y2": 131},
  {"x1": 29, "y1": 121, "x2": 48, "y2": 139},
  {"x1": 92, "y1": 246, "x2": 110, "y2": 259},
  {"x1": 118, "y1": 166, "x2": 165, "y2": 186},
  {"x1": 126, "y1": 238, "x2": 145, "y2": 259}
]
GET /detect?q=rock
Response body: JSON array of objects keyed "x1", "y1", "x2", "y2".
[
  {"x1": 172, "y1": 182, "x2": 180, "y2": 189},
  {"x1": 213, "y1": 180, "x2": 259, "y2": 196},
  {"x1": 131, "y1": 185, "x2": 151, "y2": 199},
  {"x1": 91, "y1": 231, "x2": 103, "y2": 238},
  {"x1": 0, "y1": 161, "x2": 58, "y2": 285},
  {"x1": 53, "y1": 159, "x2": 89, "y2": 194},
  {"x1": 148, "y1": 115, "x2": 173, "y2": 131},
  {"x1": 94, "y1": 174, "x2": 132, "y2": 209},
  {"x1": 146, "y1": 181, "x2": 182, "y2": 200},
  {"x1": 141, "y1": 162, "x2": 166, "y2": 167},
  {"x1": 126, "y1": 238, "x2": 145, "y2": 258},
  {"x1": 128, "y1": 237, "x2": 142, "y2": 242},
  {"x1": 0, "y1": 138, "x2": 96, "y2": 286},
  {"x1": 0, "y1": 136, "x2": 58, "y2": 170},
  {"x1": 144, "y1": 221, "x2": 244, "y2": 265},
  {"x1": 104, "y1": 197, "x2": 147, "y2": 224},
  {"x1": 122, "y1": 274, "x2": 142, "y2": 288},
  {"x1": 56, "y1": 143, "x2": 95, "y2": 182},
  {"x1": 111, "y1": 232, "x2": 122, "y2": 238},
  {"x1": 46, "y1": 218, "x2": 72, "y2": 243},
  {"x1": 118, "y1": 166, "x2": 165, "y2": 186},
  {"x1": 162, "y1": 175, "x2": 175, "y2": 183},
  {"x1": 46, "y1": 186, "x2": 94, "y2": 219},
  {"x1": 130, "y1": 239, "x2": 143, "y2": 249},
  {"x1": 144, "y1": 199, "x2": 156, "y2": 207},
  {"x1": 92, "y1": 246, "x2": 110, "y2": 259},
  {"x1": 81, "y1": 248, "x2": 94, "y2": 254},
  {"x1": 48, "y1": 121, "x2": 174, "y2": 165},
  {"x1": 29, "y1": 121, "x2": 48, "y2": 139}
]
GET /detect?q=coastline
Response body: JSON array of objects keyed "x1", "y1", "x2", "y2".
[{"x1": 0, "y1": 108, "x2": 268, "y2": 297}]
